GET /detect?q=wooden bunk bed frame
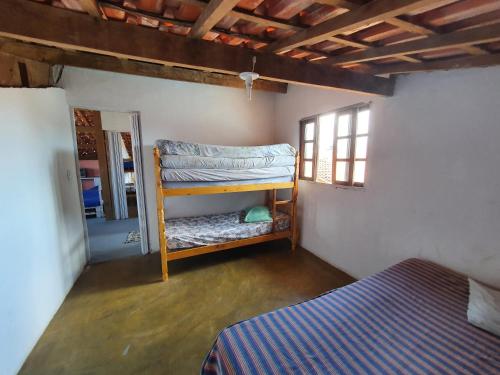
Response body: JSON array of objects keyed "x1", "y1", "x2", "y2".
[{"x1": 154, "y1": 146, "x2": 300, "y2": 281}]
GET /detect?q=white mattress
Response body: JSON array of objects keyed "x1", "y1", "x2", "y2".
[{"x1": 161, "y1": 166, "x2": 295, "y2": 182}]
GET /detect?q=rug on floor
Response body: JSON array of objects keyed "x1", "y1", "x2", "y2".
[{"x1": 125, "y1": 230, "x2": 141, "y2": 244}]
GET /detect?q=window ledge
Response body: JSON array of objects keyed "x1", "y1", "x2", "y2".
[
  {"x1": 334, "y1": 184, "x2": 366, "y2": 191},
  {"x1": 300, "y1": 179, "x2": 366, "y2": 191}
]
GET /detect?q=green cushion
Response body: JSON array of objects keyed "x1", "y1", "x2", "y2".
[{"x1": 244, "y1": 206, "x2": 273, "y2": 223}]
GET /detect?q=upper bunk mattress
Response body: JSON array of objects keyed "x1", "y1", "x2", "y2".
[
  {"x1": 156, "y1": 140, "x2": 295, "y2": 159},
  {"x1": 165, "y1": 210, "x2": 289, "y2": 251},
  {"x1": 202, "y1": 258, "x2": 500, "y2": 374},
  {"x1": 156, "y1": 140, "x2": 296, "y2": 184},
  {"x1": 160, "y1": 154, "x2": 296, "y2": 170}
]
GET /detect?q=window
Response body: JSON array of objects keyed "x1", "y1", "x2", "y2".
[{"x1": 299, "y1": 104, "x2": 370, "y2": 187}]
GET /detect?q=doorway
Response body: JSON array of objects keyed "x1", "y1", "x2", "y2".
[{"x1": 72, "y1": 108, "x2": 149, "y2": 263}]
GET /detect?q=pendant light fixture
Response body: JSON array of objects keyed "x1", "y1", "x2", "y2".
[{"x1": 239, "y1": 56, "x2": 259, "y2": 101}]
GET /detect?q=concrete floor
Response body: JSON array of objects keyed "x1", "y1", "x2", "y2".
[
  {"x1": 87, "y1": 217, "x2": 142, "y2": 263},
  {"x1": 20, "y1": 240, "x2": 355, "y2": 375}
]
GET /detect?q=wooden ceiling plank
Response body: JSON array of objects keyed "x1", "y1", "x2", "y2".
[
  {"x1": 0, "y1": 0, "x2": 394, "y2": 95},
  {"x1": 176, "y1": 0, "x2": 419, "y2": 62},
  {"x1": 371, "y1": 53, "x2": 500, "y2": 74},
  {"x1": 324, "y1": 23, "x2": 500, "y2": 65},
  {"x1": 314, "y1": 0, "x2": 363, "y2": 9},
  {"x1": 384, "y1": 17, "x2": 433, "y2": 35},
  {"x1": 266, "y1": 0, "x2": 441, "y2": 53},
  {"x1": 100, "y1": 1, "x2": 340, "y2": 61},
  {"x1": 0, "y1": 38, "x2": 288, "y2": 93},
  {"x1": 189, "y1": 0, "x2": 241, "y2": 38},
  {"x1": 178, "y1": 0, "x2": 304, "y2": 31},
  {"x1": 322, "y1": 0, "x2": 488, "y2": 57},
  {"x1": 395, "y1": 55, "x2": 421, "y2": 63},
  {"x1": 383, "y1": 16, "x2": 488, "y2": 56}
]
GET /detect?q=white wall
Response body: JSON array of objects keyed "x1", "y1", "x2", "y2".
[
  {"x1": 100, "y1": 110, "x2": 131, "y2": 132},
  {"x1": 275, "y1": 67, "x2": 500, "y2": 287},
  {"x1": 61, "y1": 67, "x2": 277, "y2": 251},
  {"x1": 0, "y1": 88, "x2": 86, "y2": 375}
]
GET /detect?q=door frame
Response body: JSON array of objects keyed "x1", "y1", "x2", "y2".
[{"x1": 69, "y1": 107, "x2": 150, "y2": 262}]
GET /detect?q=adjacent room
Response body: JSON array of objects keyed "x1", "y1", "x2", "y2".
[
  {"x1": 0, "y1": 0, "x2": 499, "y2": 374},
  {"x1": 75, "y1": 108, "x2": 147, "y2": 263}
]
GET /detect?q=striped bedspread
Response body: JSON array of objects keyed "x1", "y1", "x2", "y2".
[{"x1": 201, "y1": 259, "x2": 500, "y2": 374}]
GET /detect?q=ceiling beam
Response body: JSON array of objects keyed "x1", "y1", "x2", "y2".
[
  {"x1": 0, "y1": 38, "x2": 288, "y2": 93},
  {"x1": 189, "y1": 0, "x2": 240, "y2": 38},
  {"x1": 323, "y1": 23, "x2": 500, "y2": 65},
  {"x1": 372, "y1": 53, "x2": 500, "y2": 75},
  {"x1": 0, "y1": 0, "x2": 394, "y2": 95},
  {"x1": 266, "y1": 0, "x2": 441, "y2": 53}
]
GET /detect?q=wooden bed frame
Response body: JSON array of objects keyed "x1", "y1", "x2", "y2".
[{"x1": 154, "y1": 146, "x2": 300, "y2": 281}]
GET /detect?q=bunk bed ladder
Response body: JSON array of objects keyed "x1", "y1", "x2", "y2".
[
  {"x1": 290, "y1": 152, "x2": 300, "y2": 252},
  {"x1": 154, "y1": 147, "x2": 169, "y2": 281},
  {"x1": 268, "y1": 152, "x2": 299, "y2": 252}
]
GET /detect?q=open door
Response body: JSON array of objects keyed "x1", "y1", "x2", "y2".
[{"x1": 73, "y1": 109, "x2": 149, "y2": 262}]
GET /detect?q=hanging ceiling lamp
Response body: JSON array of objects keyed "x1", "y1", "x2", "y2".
[{"x1": 239, "y1": 56, "x2": 259, "y2": 101}]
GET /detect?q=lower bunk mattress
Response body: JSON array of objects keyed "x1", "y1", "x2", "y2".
[
  {"x1": 202, "y1": 258, "x2": 500, "y2": 375},
  {"x1": 165, "y1": 211, "x2": 290, "y2": 251}
]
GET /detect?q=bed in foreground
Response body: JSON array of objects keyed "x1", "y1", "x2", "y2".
[{"x1": 201, "y1": 259, "x2": 500, "y2": 375}]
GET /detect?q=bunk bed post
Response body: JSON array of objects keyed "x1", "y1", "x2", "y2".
[
  {"x1": 154, "y1": 147, "x2": 169, "y2": 281},
  {"x1": 271, "y1": 189, "x2": 277, "y2": 232},
  {"x1": 290, "y1": 152, "x2": 300, "y2": 252}
]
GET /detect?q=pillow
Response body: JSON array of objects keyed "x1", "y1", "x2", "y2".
[
  {"x1": 467, "y1": 278, "x2": 500, "y2": 337},
  {"x1": 244, "y1": 206, "x2": 273, "y2": 223}
]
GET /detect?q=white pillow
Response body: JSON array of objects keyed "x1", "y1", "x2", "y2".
[{"x1": 467, "y1": 278, "x2": 500, "y2": 337}]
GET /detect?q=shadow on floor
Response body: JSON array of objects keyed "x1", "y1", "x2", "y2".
[{"x1": 20, "y1": 240, "x2": 355, "y2": 375}]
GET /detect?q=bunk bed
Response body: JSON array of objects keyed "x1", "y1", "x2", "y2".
[{"x1": 154, "y1": 140, "x2": 300, "y2": 281}]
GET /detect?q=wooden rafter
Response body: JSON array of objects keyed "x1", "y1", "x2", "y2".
[
  {"x1": 371, "y1": 53, "x2": 500, "y2": 75},
  {"x1": 175, "y1": 0, "x2": 420, "y2": 63},
  {"x1": 0, "y1": 0, "x2": 394, "y2": 95},
  {"x1": 189, "y1": 0, "x2": 240, "y2": 38},
  {"x1": 323, "y1": 23, "x2": 500, "y2": 65},
  {"x1": 266, "y1": 0, "x2": 442, "y2": 53},
  {"x1": 330, "y1": 0, "x2": 488, "y2": 56},
  {"x1": 0, "y1": 38, "x2": 287, "y2": 93},
  {"x1": 100, "y1": 1, "x2": 341, "y2": 62}
]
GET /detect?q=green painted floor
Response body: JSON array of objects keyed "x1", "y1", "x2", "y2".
[{"x1": 20, "y1": 240, "x2": 355, "y2": 375}]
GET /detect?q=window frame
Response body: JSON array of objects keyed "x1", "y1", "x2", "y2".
[
  {"x1": 299, "y1": 103, "x2": 370, "y2": 187},
  {"x1": 299, "y1": 116, "x2": 318, "y2": 181}
]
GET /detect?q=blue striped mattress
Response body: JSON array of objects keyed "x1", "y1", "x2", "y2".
[{"x1": 201, "y1": 259, "x2": 500, "y2": 374}]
